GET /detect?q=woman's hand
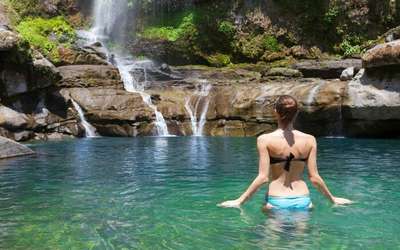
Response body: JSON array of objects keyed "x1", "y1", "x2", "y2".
[
  {"x1": 218, "y1": 198, "x2": 242, "y2": 208},
  {"x1": 332, "y1": 196, "x2": 353, "y2": 205}
]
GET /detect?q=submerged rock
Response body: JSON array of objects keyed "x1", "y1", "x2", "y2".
[{"x1": 0, "y1": 136, "x2": 34, "y2": 159}]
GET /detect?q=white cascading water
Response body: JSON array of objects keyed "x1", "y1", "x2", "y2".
[
  {"x1": 184, "y1": 83, "x2": 212, "y2": 136},
  {"x1": 116, "y1": 57, "x2": 170, "y2": 135},
  {"x1": 306, "y1": 82, "x2": 325, "y2": 106},
  {"x1": 85, "y1": 0, "x2": 170, "y2": 136},
  {"x1": 71, "y1": 99, "x2": 98, "y2": 138}
]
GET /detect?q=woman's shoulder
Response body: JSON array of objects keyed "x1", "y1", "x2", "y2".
[
  {"x1": 257, "y1": 131, "x2": 278, "y2": 140},
  {"x1": 294, "y1": 130, "x2": 317, "y2": 144}
]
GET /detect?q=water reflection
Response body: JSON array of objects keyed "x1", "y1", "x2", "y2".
[
  {"x1": 187, "y1": 137, "x2": 210, "y2": 170},
  {"x1": 256, "y1": 209, "x2": 311, "y2": 248}
]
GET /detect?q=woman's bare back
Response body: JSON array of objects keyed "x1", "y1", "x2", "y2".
[{"x1": 261, "y1": 129, "x2": 314, "y2": 197}]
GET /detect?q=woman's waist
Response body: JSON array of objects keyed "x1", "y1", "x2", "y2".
[{"x1": 268, "y1": 180, "x2": 309, "y2": 197}]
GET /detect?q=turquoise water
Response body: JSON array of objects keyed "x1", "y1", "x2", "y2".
[{"x1": 0, "y1": 137, "x2": 399, "y2": 249}]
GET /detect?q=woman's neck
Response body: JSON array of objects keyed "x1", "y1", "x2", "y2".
[{"x1": 277, "y1": 122, "x2": 294, "y2": 131}]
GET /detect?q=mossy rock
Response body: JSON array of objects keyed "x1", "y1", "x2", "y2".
[
  {"x1": 16, "y1": 16, "x2": 76, "y2": 64},
  {"x1": 234, "y1": 34, "x2": 281, "y2": 62},
  {"x1": 268, "y1": 57, "x2": 297, "y2": 68},
  {"x1": 207, "y1": 53, "x2": 231, "y2": 67}
]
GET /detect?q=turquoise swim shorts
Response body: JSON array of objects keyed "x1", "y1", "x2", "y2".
[{"x1": 266, "y1": 195, "x2": 312, "y2": 210}]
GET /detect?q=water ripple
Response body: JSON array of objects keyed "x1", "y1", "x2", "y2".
[{"x1": 0, "y1": 137, "x2": 399, "y2": 249}]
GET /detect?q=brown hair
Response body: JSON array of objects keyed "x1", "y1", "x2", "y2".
[{"x1": 274, "y1": 95, "x2": 298, "y2": 127}]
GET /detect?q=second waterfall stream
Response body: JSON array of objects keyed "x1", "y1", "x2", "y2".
[
  {"x1": 185, "y1": 83, "x2": 212, "y2": 136},
  {"x1": 71, "y1": 99, "x2": 98, "y2": 138}
]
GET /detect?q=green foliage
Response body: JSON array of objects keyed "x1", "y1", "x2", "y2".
[
  {"x1": 207, "y1": 53, "x2": 231, "y2": 67},
  {"x1": 323, "y1": 6, "x2": 339, "y2": 26},
  {"x1": 262, "y1": 36, "x2": 281, "y2": 52},
  {"x1": 339, "y1": 37, "x2": 362, "y2": 57},
  {"x1": 140, "y1": 13, "x2": 196, "y2": 42},
  {"x1": 141, "y1": 27, "x2": 180, "y2": 41},
  {"x1": 233, "y1": 34, "x2": 282, "y2": 62},
  {"x1": 218, "y1": 21, "x2": 235, "y2": 37},
  {"x1": 16, "y1": 16, "x2": 76, "y2": 62}
]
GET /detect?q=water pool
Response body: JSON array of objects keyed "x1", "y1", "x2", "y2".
[{"x1": 0, "y1": 137, "x2": 399, "y2": 249}]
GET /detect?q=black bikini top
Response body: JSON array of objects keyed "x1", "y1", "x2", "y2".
[{"x1": 270, "y1": 153, "x2": 308, "y2": 171}]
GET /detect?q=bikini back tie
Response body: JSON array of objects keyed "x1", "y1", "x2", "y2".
[{"x1": 284, "y1": 153, "x2": 295, "y2": 171}]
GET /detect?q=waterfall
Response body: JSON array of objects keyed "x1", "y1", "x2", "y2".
[
  {"x1": 117, "y1": 57, "x2": 170, "y2": 136},
  {"x1": 306, "y1": 82, "x2": 325, "y2": 106},
  {"x1": 71, "y1": 99, "x2": 98, "y2": 138},
  {"x1": 184, "y1": 83, "x2": 212, "y2": 136},
  {"x1": 90, "y1": 0, "x2": 128, "y2": 44},
  {"x1": 86, "y1": 0, "x2": 171, "y2": 136}
]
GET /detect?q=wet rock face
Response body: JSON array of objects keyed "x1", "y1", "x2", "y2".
[
  {"x1": 57, "y1": 45, "x2": 108, "y2": 66},
  {"x1": 60, "y1": 88, "x2": 155, "y2": 136},
  {"x1": 57, "y1": 65, "x2": 123, "y2": 88},
  {"x1": 51, "y1": 63, "x2": 399, "y2": 138},
  {"x1": 342, "y1": 68, "x2": 400, "y2": 137},
  {"x1": 142, "y1": 69, "x2": 347, "y2": 137},
  {"x1": 55, "y1": 63, "x2": 158, "y2": 136},
  {"x1": 0, "y1": 50, "x2": 61, "y2": 98}
]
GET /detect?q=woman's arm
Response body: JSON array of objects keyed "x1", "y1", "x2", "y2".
[
  {"x1": 307, "y1": 136, "x2": 352, "y2": 205},
  {"x1": 218, "y1": 136, "x2": 270, "y2": 208}
]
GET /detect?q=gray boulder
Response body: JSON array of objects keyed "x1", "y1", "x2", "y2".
[
  {"x1": 362, "y1": 40, "x2": 400, "y2": 68},
  {"x1": 0, "y1": 136, "x2": 34, "y2": 159},
  {"x1": 0, "y1": 106, "x2": 29, "y2": 130},
  {"x1": 340, "y1": 67, "x2": 355, "y2": 81}
]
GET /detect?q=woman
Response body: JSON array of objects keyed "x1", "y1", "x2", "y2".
[{"x1": 219, "y1": 95, "x2": 352, "y2": 210}]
